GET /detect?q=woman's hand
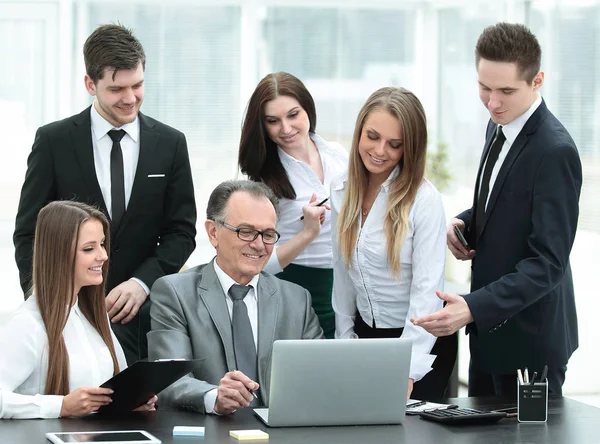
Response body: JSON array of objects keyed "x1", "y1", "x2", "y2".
[
  {"x1": 301, "y1": 193, "x2": 329, "y2": 238},
  {"x1": 407, "y1": 378, "x2": 414, "y2": 400},
  {"x1": 60, "y1": 387, "x2": 113, "y2": 417},
  {"x1": 133, "y1": 395, "x2": 158, "y2": 411}
]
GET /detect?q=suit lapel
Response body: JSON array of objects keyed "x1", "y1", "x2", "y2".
[
  {"x1": 257, "y1": 274, "x2": 279, "y2": 391},
  {"x1": 70, "y1": 106, "x2": 108, "y2": 214},
  {"x1": 198, "y1": 261, "x2": 237, "y2": 371},
  {"x1": 478, "y1": 101, "x2": 548, "y2": 238},
  {"x1": 114, "y1": 112, "x2": 159, "y2": 237}
]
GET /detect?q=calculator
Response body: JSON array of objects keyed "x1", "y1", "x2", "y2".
[{"x1": 419, "y1": 407, "x2": 507, "y2": 425}]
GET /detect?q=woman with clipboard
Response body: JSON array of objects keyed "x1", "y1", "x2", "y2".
[{"x1": 0, "y1": 201, "x2": 156, "y2": 419}]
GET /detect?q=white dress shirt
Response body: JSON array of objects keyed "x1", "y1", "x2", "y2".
[
  {"x1": 479, "y1": 94, "x2": 542, "y2": 209},
  {"x1": 264, "y1": 133, "x2": 348, "y2": 274},
  {"x1": 0, "y1": 296, "x2": 128, "y2": 419},
  {"x1": 204, "y1": 260, "x2": 260, "y2": 413},
  {"x1": 90, "y1": 104, "x2": 149, "y2": 294},
  {"x1": 331, "y1": 167, "x2": 446, "y2": 381}
]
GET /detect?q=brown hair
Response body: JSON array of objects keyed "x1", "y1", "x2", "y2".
[
  {"x1": 83, "y1": 23, "x2": 146, "y2": 83},
  {"x1": 238, "y1": 72, "x2": 317, "y2": 199},
  {"x1": 33, "y1": 201, "x2": 120, "y2": 395},
  {"x1": 475, "y1": 22, "x2": 542, "y2": 83},
  {"x1": 337, "y1": 87, "x2": 427, "y2": 277}
]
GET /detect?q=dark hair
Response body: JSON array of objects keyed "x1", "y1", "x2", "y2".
[
  {"x1": 475, "y1": 22, "x2": 541, "y2": 83},
  {"x1": 238, "y1": 72, "x2": 317, "y2": 200},
  {"x1": 206, "y1": 180, "x2": 279, "y2": 222},
  {"x1": 83, "y1": 23, "x2": 146, "y2": 83}
]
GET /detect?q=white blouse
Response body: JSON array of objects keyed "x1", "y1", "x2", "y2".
[
  {"x1": 264, "y1": 133, "x2": 348, "y2": 274},
  {"x1": 331, "y1": 168, "x2": 446, "y2": 381},
  {"x1": 0, "y1": 296, "x2": 128, "y2": 419}
]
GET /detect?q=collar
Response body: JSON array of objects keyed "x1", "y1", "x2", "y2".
[
  {"x1": 336, "y1": 164, "x2": 400, "y2": 193},
  {"x1": 212, "y1": 259, "x2": 260, "y2": 297},
  {"x1": 90, "y1": 101, "x2": 140, "y2": 143},
  {"x1": 501, "y1": 93, "x2": 542, "y2": 146},
  {"x1": 277, "y1": 132, "x2": 327, "y2": 167}
]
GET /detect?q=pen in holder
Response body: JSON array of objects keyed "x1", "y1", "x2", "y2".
[{"x1": 517, "y1": 379, "x2": 548, "y2": 423}]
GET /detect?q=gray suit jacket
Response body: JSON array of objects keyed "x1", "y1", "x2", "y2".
[{"x1": 148, "y1": 259, "x2": 323, "y2": 412}]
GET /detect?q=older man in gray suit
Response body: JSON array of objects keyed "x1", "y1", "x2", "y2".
[{"x1": 148, "y1": 180, "x2": 324, "y2": 415}]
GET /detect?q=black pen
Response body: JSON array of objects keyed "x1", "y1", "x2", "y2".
[
  {"x1": 530, "y1": 371, "x2": 537, "y2": 385},
  {"x1": 299, "y1": 197, "x2": 329, "y2": 221},
  {"x1": 540, "y1": 364, "x2": 548, "y2": 383},
  {"x1": 407, "y1": 400, "x2": 427, "y2": 409}
]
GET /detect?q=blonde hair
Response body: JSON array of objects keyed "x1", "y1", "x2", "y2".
[
  {"x1": 337, "y1": 87, "x2": 427, "y2": 277},
  {"x1": 33, "y1": 201, "x2": 120, "y2": 395}
]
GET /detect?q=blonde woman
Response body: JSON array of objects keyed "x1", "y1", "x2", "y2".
[
  {"x1": 0, "y1": 201, "x2": 155, "y2": 419},
  {"x1": 331, "y1": 87, "x2": 457, "y2": 400}
]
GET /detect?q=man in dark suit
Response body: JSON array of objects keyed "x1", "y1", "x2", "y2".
[
  {"x1": 412, "y1": 22, "x2": 582, "y2": 396},
  {"x1": 148, "y1": 180, "x2": 323, "y2": 414},
  {"x1": 13, "y1": 24, "x2": 197, "y2": 364}
]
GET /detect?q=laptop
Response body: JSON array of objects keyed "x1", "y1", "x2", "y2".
[{"x1": 254, "y1": 338, "x2": 412, "y2": 427}]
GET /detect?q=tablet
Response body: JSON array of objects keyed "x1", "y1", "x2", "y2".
[
  {"x1": 97, "y1": 359, "x2": 203, "y2": 414},
  {"x1": 45, "y1": 430, "x2": 161, "y2": 443}
]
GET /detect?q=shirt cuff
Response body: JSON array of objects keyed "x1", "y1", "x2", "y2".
[
  {"x1": 204, "y1": 388, "x2": 218, "y2": 414},
  {"x1": 131, "y1": 278, "x2": 150, "y2": 295},
  {"x1": 409, "y1": 353, "x2": 436, "y2": 382},
  {"x1": 42, "y1": 395, "x2": 65, "y2": 418}
]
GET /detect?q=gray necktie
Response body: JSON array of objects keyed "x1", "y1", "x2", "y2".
[{"x1": 229, "y1": 284, "x2": 259, "y2": 405}]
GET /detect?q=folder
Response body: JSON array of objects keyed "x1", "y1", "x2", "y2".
[{"x1": 97, "y1": 359, "x2": 203, "y2": 414}]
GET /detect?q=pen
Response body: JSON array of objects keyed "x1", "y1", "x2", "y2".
[
  {"x1": 524, "y1": 367, "x2": 529, "y2": 384},
  {"x1": 407, "y1": 401, "x2": 427, "y2": 409},
  {"x1": 517, "y1": 368, "x2": 524, "y2": 385},
  {"x1": 299, "y1": 197, "x2": 329, "y2": 221},
  {"x1": 540, "y1": 365, "x2": 548, "y2": 383},
  {"x1": 530, "y1": 371, "x2": 538, "y2": 385}
]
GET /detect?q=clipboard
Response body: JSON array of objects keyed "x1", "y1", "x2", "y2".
[{"x1": 97, "y1": 359, "x2": 203, "y2": 414}]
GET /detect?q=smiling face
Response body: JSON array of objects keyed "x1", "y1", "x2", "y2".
[
  {"x1": 263, "y1": 95, "x2": 311, "y2": 152},
  {"x1": 477, "y1": 58, "x2": 543, "y2": 125},
  {"x1": 73, "y1": 219, "x2": 108, "y2": 296},
  {"x1": 85, "y1": 63, "x2": 145, "y2": 127},
  {"x1": 358, "y1": 109, "x2": 405, "y2": 184},
  {"x1": 205, "y1": 191, "x2": 277, "y2": 285}
]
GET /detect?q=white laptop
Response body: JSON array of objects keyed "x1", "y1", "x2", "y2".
[{"x1": 254, "y1": 338, "x2": 412, "y2": 427}]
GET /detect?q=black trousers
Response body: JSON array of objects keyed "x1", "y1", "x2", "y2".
[
  {"x1": 354, "y1": 314, "x2": 457, "y2": 401},
  {"x1": 110, "y1": 299, "x2": 151, "y2": 365},
  {"x1": 468, "y1": 360, "x2": 567, "y2": 397}
]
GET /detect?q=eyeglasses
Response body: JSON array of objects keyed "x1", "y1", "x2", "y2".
[{"x1": 216, "y1": 220, "x2": 280, "y2": 245}]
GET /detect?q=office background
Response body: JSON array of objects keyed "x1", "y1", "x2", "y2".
[{"x1": 0, "y1": 0, "x2": 597, "y2": 398}]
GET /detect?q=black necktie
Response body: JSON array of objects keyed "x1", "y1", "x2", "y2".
[
  {"x1": 476, "y1": 126, "x2": 506, "y2": 237},
  {"x1": 229, "y1": 284, "x2": 259, "y2": 405},
  {"x1": 108, "y1": 130, "x2": 126, "y2": 228}
]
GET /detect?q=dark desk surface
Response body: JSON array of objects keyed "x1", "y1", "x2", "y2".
[{"x1": 2, "y1": 396, "x2": 599, "y2": 444}]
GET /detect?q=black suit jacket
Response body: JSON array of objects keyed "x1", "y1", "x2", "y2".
[
  {"x1": 14, "y1": 106, "x2": 197, "y2": 294},
  {"x1": 458, "y1": 100, "x2": 582, "y2": 374}
]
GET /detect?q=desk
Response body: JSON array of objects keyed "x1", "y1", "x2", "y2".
[{"x1": 2, "y1": 396, "x2": 599, "y2": 444}]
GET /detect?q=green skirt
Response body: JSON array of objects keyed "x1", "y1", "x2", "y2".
[{"x1": 276, "y1": 263, "x2": 335, "y2": 339}]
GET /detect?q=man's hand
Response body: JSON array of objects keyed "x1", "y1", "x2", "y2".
[
  {"x1": 447, "y1": 218, "x2": 476, "y2": 260},
  {"x1": 411, "y1": 290, "x2": 474, "y2": 337},
  {"x1": 213, "y1": 371, "x2": 259, "y2": 415},
  {"x1": 407, "y1": 378, "x2": 414, "y2": 400},
  {"x1": 106, "y1": 279, "x2": 147, "y2": 324}
]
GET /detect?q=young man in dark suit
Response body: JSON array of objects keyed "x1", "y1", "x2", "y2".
[
  {"x1": 13, "y1": 24, "x2": 197, "y2": 364},
  {"x1": 412, "y1": 22, "x2": 582, "y2": 396}
]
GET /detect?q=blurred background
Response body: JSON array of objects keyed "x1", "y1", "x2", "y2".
[{"x1": 0, "y1": 0, "x2": 597, "y2": 401}]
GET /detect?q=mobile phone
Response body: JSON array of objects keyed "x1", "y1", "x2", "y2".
[{"x1": 453, "y1": 225, "x2": 469, "y2": 249}]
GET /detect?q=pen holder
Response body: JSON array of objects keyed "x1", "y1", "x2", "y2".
[{"x1": 517, "y1": 380, "x2": 548, "y2": 422}]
